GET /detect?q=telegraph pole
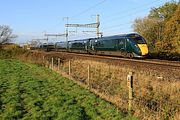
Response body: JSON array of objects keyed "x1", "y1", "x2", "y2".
[{"x1": 66, "y1": 17, "x2": 69, "y2": 42}]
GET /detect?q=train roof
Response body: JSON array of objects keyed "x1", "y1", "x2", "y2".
[
  {"x1": 55, "y1": 33, "x2": 141, "y2": 43},
  {"x1": 69, "y1": 39, "x2": 87, "y2": 42},
  {"x1": 98, "y1": 33, "x2": 141, "y2": 40}
]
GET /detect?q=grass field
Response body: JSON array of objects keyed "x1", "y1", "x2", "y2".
[{"x1": 0, "y1": 59, "x2": 135, "y2": 120}]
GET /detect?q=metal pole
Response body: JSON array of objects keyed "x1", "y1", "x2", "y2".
[
  {"x1": 64, "y1": 17, "x2": 69, "y2": 49},
  {"x1": 96, "y1": 14, "x2": 100, "y2": 38}
]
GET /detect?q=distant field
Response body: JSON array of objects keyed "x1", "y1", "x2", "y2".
[{"x1": 0, "y1": 59, "x2": 134, "y2": 120}]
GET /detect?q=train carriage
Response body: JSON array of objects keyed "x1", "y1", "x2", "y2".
[
  {"x1": 55, "y1": 41, "x2": 68, "y2": 51},
  {"x1": 87, "y1": 33, "x2": 148, "y2": 58},
  {"x1": 39, "y1": 43, "x2": 55, "y2": 52},
  {"x1": 40, "y1": 33, "x2": 149, "y2": 58},
  {"x1": 68, "y1": 39, "x2": 87, "y2": 53}
]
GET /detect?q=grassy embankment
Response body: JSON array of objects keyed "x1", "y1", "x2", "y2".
[
  {"x1": 18, "y1": 50, "x2": 179, "y2": 120},
  {"x1": 0, "y1": 59, "x2": 135, "y2": 119},
  {"x1": 1, "y1": 49, "x2": 179, "y2": 119}
]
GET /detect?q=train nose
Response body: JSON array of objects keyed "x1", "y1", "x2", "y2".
[{"x1": 137, "y1": 44, "x2": 148, "y2": 55}]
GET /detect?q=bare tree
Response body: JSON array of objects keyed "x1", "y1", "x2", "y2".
[{"x1": 0, "y1": 25, "x2": 17, "y2": 44}]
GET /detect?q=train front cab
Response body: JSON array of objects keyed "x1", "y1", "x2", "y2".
[
  {"x1": 137, "y1": 44, "x2": 148, "y2": 57},
  {"x1": 127, "y1": 34, "x2": 149, "y2": 58}
]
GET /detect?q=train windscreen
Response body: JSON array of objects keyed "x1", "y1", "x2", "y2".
[{"x1": 129, "y1": 36, "x2": 146, "y2": 44}]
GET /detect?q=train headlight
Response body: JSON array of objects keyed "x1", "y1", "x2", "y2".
[{"x1": 135, "y1": 44, "x2": 138, "y2": 48}]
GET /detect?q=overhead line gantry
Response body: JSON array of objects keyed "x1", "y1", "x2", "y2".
[{"x1": 65, "y1": 14, "x2": 101, "y2": 38}]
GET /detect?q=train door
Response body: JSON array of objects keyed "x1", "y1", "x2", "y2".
[
  {"x1": 67, "y1": 41, "x2": 70, "y2": 52},
  {"x1": 125, "y1": 38, "x2": 132, "y2": 53},
  {"x1": 89, "y1": 39, "x2": 95, "y2": 51},
  {"x1": 85, "y1": 38, "x2": 94, "y2": 53},
  {"x1": 85, "y1": 39, "x2": 90, "y2": 52},
  {"x1": 118, "y1": 38, "x2": 126, "y2": 51},
  {"x1": 85, "y1": 40, "x2": 88, "y2": 51}
]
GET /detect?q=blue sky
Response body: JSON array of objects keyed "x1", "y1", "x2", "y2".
[{"x1": 0, "y1": 0, "x2": 177, "y2": 44}]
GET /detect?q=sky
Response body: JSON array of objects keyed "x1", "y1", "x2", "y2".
[{"x1": 0, "y1": 0, "x2": 178, "y2": 44}]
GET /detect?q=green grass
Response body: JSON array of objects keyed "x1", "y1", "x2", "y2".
[{"x1": 0, "y1": 59, "x2": 136, "y2": 120}]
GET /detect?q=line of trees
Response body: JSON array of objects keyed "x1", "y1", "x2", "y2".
[{"x1": 133, "y1": 1, "x2": 180, "y2": 59}]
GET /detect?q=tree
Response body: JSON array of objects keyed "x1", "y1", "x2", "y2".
[
  {"x1": 156, "y1": 3, "x2": 180, "y2": 55},
  {"x1": 148, "y1": 0, "x2": 178, "y2": 21},
  {"x1": 133, "y1": 17, "x2": 160, "y2": 51},
  {"x1": 133, "y1": 1, "x2": 178, "y2": 55},
  {"x1": 0, "y1": 25, "x2": 17, "y2": 44}
]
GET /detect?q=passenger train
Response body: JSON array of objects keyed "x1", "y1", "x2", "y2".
[{"x1": 39, "y1": 33, "x2": 149, "y2": 58}]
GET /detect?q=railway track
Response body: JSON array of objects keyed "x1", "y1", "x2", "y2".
[
  {"x1": 46, "y1": 51, "x2": 180, "y2": 68},
  {"x1": 31, "y1": 50, "x2": 180, "y2": 81}
]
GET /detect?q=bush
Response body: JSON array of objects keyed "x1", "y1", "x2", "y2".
[{"x1": 0, "y1": 48, "x2": 27, "y2": 59}]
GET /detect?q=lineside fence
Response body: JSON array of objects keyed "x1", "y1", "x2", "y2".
[{"x1": 40, "y1": 56, "x2": 179, "y2": 119}]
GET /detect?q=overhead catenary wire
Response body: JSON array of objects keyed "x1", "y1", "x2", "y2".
[
  {"x1": 103, "y1": 26, "x2": 132, "y2": 34},
  {"x1": 101, "y1": 0, "x2": 164, "y2": 33},
  {"x1": 45, "y1": 0, "x2": 106, "y2": 40},
  {"x1": 101, "y1": 7, "x2": 150, "y2": 31},
  {"x1": 102, "y1": 21, "x2": 133, "y2": 30},
  {"x1": 71, "y1": 0, "x2": 106, "y2": 18},
  {"x1": 100, "y1": 0, "x2": 162, "y2": 31},
  {"x1": 68, "y1": 0, "x2": 164, "y2": 38},
  {"x1": 102, "y1": 6, "x2": 157, "y2": 25},
  {"x1": 102, "y1": 0, "x2": 162, "y2": 23},
  {"x1": 45, "y1": 0, "x2": 166, "y2": 40}
]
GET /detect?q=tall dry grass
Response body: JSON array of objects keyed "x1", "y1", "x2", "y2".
[
  {"x1": 16, "y1": 51, "x2": 180, "y2": 120},
  {"x1": 58, "y1": 59, "x2": 180, "y2": 120}
]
